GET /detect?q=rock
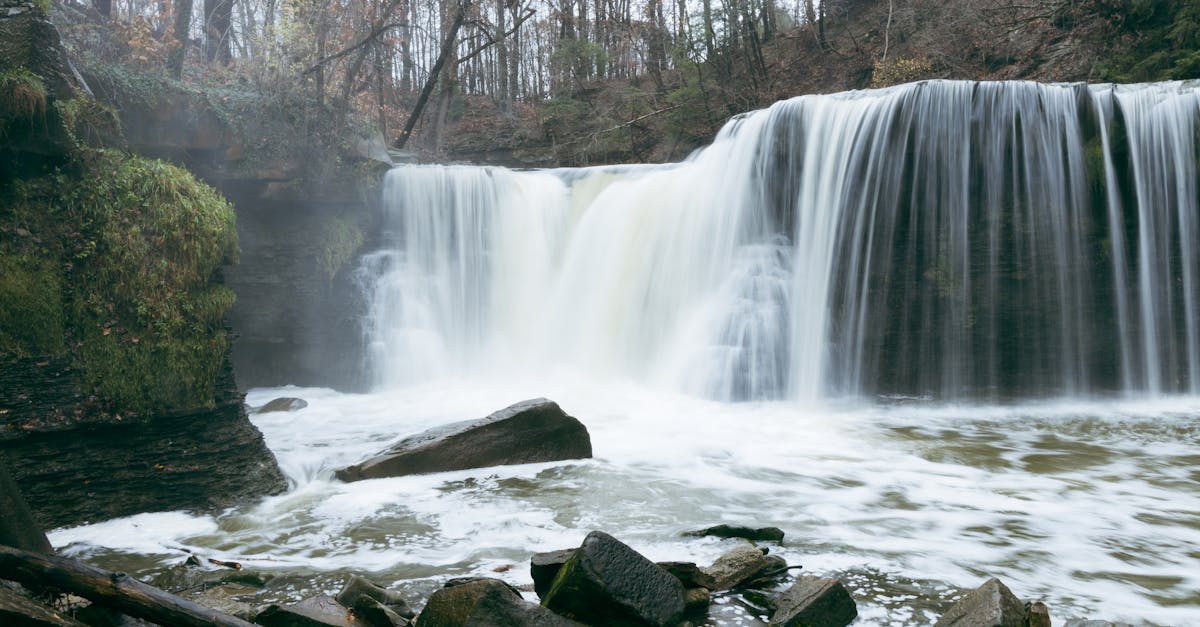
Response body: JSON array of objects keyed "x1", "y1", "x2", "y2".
[
  {"x1": 683, "y1": 587, "x2": 710, "y2": 614},
  {"x1": 656, "y1": 562, "x2": 717, "y2": 590},
  {"x1": 0, "y1": 583, "x2": 87, "y2": 626},
  {"x1": 769, "y1": 577, "x2": 857, "y2": 627},
  {"x1": 1063, "y1": 622, "x2": 1135, "y2": 627},
  {"x1": 181, "y1": 583, "x2": 258, "y2": 621},
  {"x1": 531, "y1": 549, "x2": 577, "y2": 599},
  {"x1": 1, "y1": 357, "x2": 288, "y2": 529},
  {"x1": 256, "y1": 397, "x2": 309, "y2": 413},
  {"x1": 418, "y1": 578, "x2": 575, "y2": 627},
  {"x1": 350, "y1": 597, "x2": 409, "y2": 627},
  {"x1": 443, "y1": 577, "x2": 524, "y2": 598},
  {"x1": 334, "y1": 399, "x2": 592, "y2": 481},
  {"x1": 742, "y1": 554, "x2": 790, "y2": 588},
  {"x1": 255, "y1": 595, "x2": 368, "y2": 627},
  {"x1": 683, "y1": 524, "x2": 786, "y2": 543},
  {"x1": 334, "y1": 576, "x2": 414, "y2": 620},
  {"x1": 0, "y1": 454, "x2": 51, "y2": 553},
  {"x1": 1026, "y1": 601, "x2": 1051, "y2": 627},
  {"x1": 541, "y1": 530, "x2": 685, "y2": 627},
  {"x1": 703, "y1": 543, "x2": 770, "y2": 590},
  {"x1": 933, "y1": 578, "x2": 1026, "y2": 627}
]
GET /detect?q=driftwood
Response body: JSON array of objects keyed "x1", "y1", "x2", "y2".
[{"x1": 0, "y1": 545, "x2": 255, "y2": 627}]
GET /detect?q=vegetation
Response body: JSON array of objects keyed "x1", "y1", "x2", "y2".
[
  {"x1": 0, "y1": 68, "x2": 48, "y2": 128},
  {"x1": 2, "y1": 149, "x2": 239, "y2": 414}
]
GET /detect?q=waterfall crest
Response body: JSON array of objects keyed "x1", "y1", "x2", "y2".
[{"x1": 364, "y1": 80, "x2": 1200, "y2": 402}]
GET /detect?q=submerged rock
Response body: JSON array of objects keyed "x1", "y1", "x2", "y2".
[
  {"x1": 255, "y1": 595, "x2": 367, "y2": 627},
  {"x1": 683, "y1": 524, "x2": 785, "y2": 543},
  {"x1": 933, "y1": 578, "x2": 1026, "y2": 627},
  {"x1": 769, "y1": 577, "x2": 857, "y2": 627},
  {"x1": 256, "y1": 397, "x2": 309, "y2": 413},
  {"x1": 703, "y1": 543, "x2": 770, "y2": 590},
  {"x1": 334, "y1": 399, "x2": 591, "y2": 481},
  {"x1": 334, "y1": 576, "x2": 414, "y2": 620},
  {"x1": 419, "y1": 578, "x2": 573, "y2": 627},
  {"x1": 541, "y1": 530, "x2": 685, "y2": 627}
]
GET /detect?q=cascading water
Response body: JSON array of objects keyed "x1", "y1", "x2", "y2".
[
  {"x1": 51, "y1": 80, "x2": 1200, "y2": 627},
  {"x1": 365, "y1": 80, "x2": 1200, "y2": 402}
]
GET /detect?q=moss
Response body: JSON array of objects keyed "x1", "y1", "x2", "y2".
[
  {"x1": 0, "y1": 68, "x2": 48, "y2": 126},
  {"x1": 4, "y1": 149, "x2": 239, "y2": 413},
  {"x1": 317, "y1": 214, "x2": 366, "y2": 284},
  {"x1": 0, "y1": 254, "x2": 64, "y2": 358}
]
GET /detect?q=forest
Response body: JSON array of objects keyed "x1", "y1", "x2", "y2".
[{"x1": 57, "y1": 0, "x2": 1200, "y2": 165}]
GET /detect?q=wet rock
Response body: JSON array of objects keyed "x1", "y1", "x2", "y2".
[
  {"x1": 349, "y1": 597, "x2": 410, "y2": 627},
  {"x1": 443, "y1": 577, "x2": 525, "y2": 598},
  {"x1": 742, "y1": 554, "x2": 790, "y2": 588},
  {"x1": 683, "y1": 587, "x2": 711, "y2": 614},
  {"x1": 541, "y1": 530, "x2": 685, "y2": 626},
  {"x1": 0, "y1": 584, "x2": 87, "y2": 626},
  {"x1": 335, "y1": 576, "x2": 414, "y2": 619},
  {"x1": 657, "y1": 562, "x2": 717, "y2": 590},
  {"x1": 0, "y1": 455, "x2": 51, "y2": 553},
  {"x1": 334, "y1": 399, "x2": 592, "y2": 481},
  {"x1": 531, "y1": 549, "x2": 577, "y2": 599},
  {"x1": 256, "y1": 398, "x2": 309, "y2": 413},
  {"x1": 769, "y1": 577, "x2": 857, "y2": 627},
  {"x1": 703, "y1": 543, "x2": 770, "y2": 590},
  {"x1": 683, "y1": 524, "x2": 785, "y2": 543},
  {"x1": 181, "y1": 582, "x2": 258, "y2": 621},
  {"x1": 1026, "y1": 601, "x2": 1051, "y2": 627},
  {"x1": 933, "y1": 578, "x2": 1026, "y2": 627},
  {"x1": 419, "y1": 578, "x2": 574, "y2": 627},
  {"x1": 255, "y1": 595, "x2": 368, "y2": 627},
  {"x1": 1063, "y1": 622, "x2": 1136, "y2": 627}
]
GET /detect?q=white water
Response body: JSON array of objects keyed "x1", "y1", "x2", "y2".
[{"x1": 50, "y1": 80, "x2": 1200, "y2": 625}]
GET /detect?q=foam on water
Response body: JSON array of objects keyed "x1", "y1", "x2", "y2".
[{"x1": 51, "y1": 380, "x2": 1200, "y2": 624}]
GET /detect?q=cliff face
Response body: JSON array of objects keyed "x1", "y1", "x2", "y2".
[
  {"x1": 0, "y1": 357, "x2": 286, "y2": 529},
  {"x1": 0, "y1": 0, "x2": 286, "y2": 529}
]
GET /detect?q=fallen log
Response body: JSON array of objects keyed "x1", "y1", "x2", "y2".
[{"x1": 0, "y1": 545, "x2": 255, "y2": 627}]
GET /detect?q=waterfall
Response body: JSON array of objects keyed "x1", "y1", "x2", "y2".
[{"x1": 363, "y1": 80, "x2": 1200, "y2": 402}]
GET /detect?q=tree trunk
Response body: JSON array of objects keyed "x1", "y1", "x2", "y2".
[
  {"x1": 0, "y1": 545, "x2": 255, "y2": 627},
  {"x1": 396, "y1": 0, "x2": 467, "y2": 149},
  {"x1": 167, "y1": 0, "x2": 193, "y2": 78},
  {"x1": 203, "y1": 0, "x2": 233, "y2": 64}
]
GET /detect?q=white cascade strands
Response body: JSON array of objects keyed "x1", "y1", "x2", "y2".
[{"x1": 364, "y1": 81, "x2": 1200, "y2": 401}]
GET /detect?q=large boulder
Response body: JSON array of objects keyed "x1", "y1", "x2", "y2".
[
  {"x1": 933, "y1": 578, "x2": 1026, "y2": 627},
  {"x1": 335, "y1": 399, "x2": 591, "y2": 481},
  {"x1": 769, "y1": 577, "x2": 857, "y2": 627},
  {"x1": 418, "y1": 578, "x2": 574, "y2": 627},
  {"x1": 541, "y1": 531, "x2": 685, "y2": 627}
]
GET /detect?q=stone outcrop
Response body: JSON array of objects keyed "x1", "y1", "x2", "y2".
[
  {"x1": 934, "y1": 578, "x2": 1027, "y2": 627},
  {"x1": 255, "y1": 595, "x2": 367, "y2": 627},
  {"x1": 0, "y1": 357, "x2": 287, "y2": 529},
  {"x1": 335, "y1": 399, "x2": 592, "y2": 481},
  {"x1": 769, "y1": 577, "x2": 858, "y2": 627},
  {"x1": 540, "y1": 531, "x2": 685, "y2": 627}
]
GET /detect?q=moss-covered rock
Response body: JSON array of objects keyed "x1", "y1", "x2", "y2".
[{"x1": 3, "y1": 150, "x2": 239, "y2": 413}]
